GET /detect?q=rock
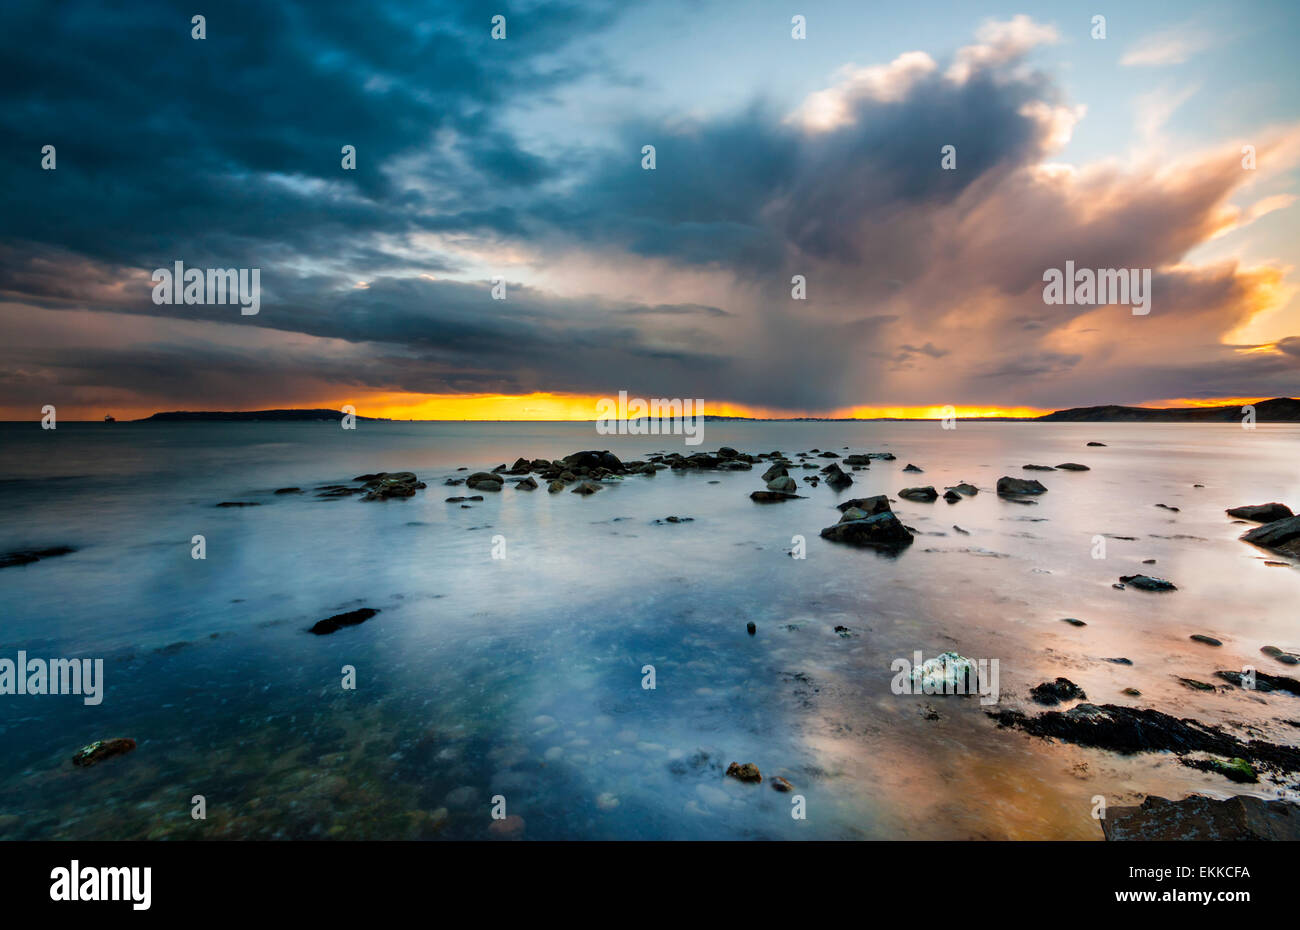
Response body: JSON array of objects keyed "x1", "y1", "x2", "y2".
[
  {"x1": 1023, "y1": 464, "x2": 1056, "y2": 471},
  {"x1": 1215, "y1": 669, "x2": 1300, "y2": 695},
  {"x1": 571, "y1": 481, "x2": 602, "y2": 495},
  {"x1": 1190, "y1": 634, "x2": 1222, "y2": 646},
  {"x1": 843, "y1": 454, "x2": 872, "y2": 466},
  {"x1": 1061, "y1": 618, "x2": 1087, "y2": 627},
  {"x1": 1055, "y1": 463, "x2": 1089, "y2": 471},
  {"x1": 770, "y1": 776, "x2": 794, "y2": 792},
  {"x1": 444, "y1": 496, "x2": 483, "y2": 503},
  {"x1": 1154, "y1": 503, "x2": 1180, "y2": 512},
  {"x1": 1261, "y1": 646, "x2": 1300, "y2": 666},
  {"x1": 749, "y1": 490, "x2": 803, "y2": 502},
  {"x1": 1226, "y1": 503, "x2": 1293, "y2": 523},
  {"x1": 989, "y1": 703, "x2": 1300, "y2": 774},
  {"x1": 910, "y1": 652, "x2": 980, "y2": 693},
  {"x1": 547, "y1": 480, "x2": 566, "y2": 493},
  {"x1": 71, "y1": 737, "x2": 137, "y2": 767},
  {"x1": 216, "y1": 501, "x2": 261, "y2": 508},
  {"x1": 514, "y1": 476, "x2": 538, "y2": 490},
  {"x1": 1240, "y1": 516, "x2": 1300, "y2": 557},
  {"x1": 952, "y1": 525, "x2": 970, "y2": 535},
  {"x1": 725, "y1": 762, "x2": 762, "y2": 783},
  {"x1": 1201, "y1": 758, "x2": 1259, "y2": 783},
  {"x1": 1086, "y1": 441, "x2": 1107, "y2": 447},
  {"x1": 274, "y1": 487, "x2": 302, "y2": 494},
  {"x1": 836, "y1": 495, "x2": 891, "y2": 515},
  {"x1": 819, "y1": 509, "x2": 914, "y2": 550},
  {"x1": 746, "y1": 622, "x2": 756, "y2": 635},
  {"x1": 766, "y1": 476, "x2": 797, "y2": 492},
  {"x1": 1106, "y1": 657, "x2": 1133, "y2": 665},
  {"x1": 0, "y1": 545, "x2": 77, "y2": 569},
  {"x1": 942, "y1": 489, "x2": 961, "y2": 503},
  {"x1": 945, "y1": 483, "x2": 978, "y2": 496},
  {"x1": 1121, "y1": 688, "x2": 1141, "y2": 697},
  {"x1": 1179, "y1": 678, "x2": 1216, "y2": 692},
  {"x1": 761, "y1": 463, "x2": 789, "y2": 482},
  {"x1": 996, "y1": 476, "x2": 1047, "y2": 496},
  {"x1": 360, "y1": 472, "x2": 426, "y2": 501},
  {"x1": 1030, "y1": 678, "x2": 1087, "y2": 706},
  {"x1": 823, "y1": 464, "x2": 853, "y2": 490},
  {"x1": 1101, "y1": 795, "x2": 1300, "y2": 840},
  {"x1": 898, "y1": 486, "x2": 938, "y2": 502},
  {"x1": 903, "y1": 463, "x2": 923, "y2": 473},
  {"x1": 1119, "y1": 574, "x2": 1177, "y2": 592},
  {"x1": 309, "y1": 607, "x2": 380, "y2": 635},
  {"x1": 466, "y1": 472, "x2": 504, "y2": 491}
]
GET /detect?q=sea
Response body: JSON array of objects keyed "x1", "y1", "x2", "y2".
[{"x1": 0, "y1": 419, "x2": 1296, "y2": 839}]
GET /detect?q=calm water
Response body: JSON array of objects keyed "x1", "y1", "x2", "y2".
[{"x1": 0, "y1": 420, "x2": 1297, "y2": 839}]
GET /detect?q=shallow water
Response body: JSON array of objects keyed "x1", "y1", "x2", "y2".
[{"x1": 0, "y1": 420, "x2": 1297, "y2": 839}]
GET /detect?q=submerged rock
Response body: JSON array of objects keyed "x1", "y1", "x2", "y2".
[
  {"x1": 1119, "y1": 574, "x2": 1177, "y2": 592},
  {"x1": 1086, "y1": 441, "x2": 1107, "y2": 447},
  {"x1": 72, "y1": 738, "x2": 137, "y2": 767},
  {"x1": 725, "y1": 762, "x2": 762, "y2": 783},
  {"x1": 746, "y1": 622, "x2": 756, "y2": 635},
  {"x1": 1101, "y1": 795, "x2": 1300, "y2": 841},
  {"x1": 216, "y1": 501, "x2": 260, "y2": 508},
  {"x1": 1060, "y1": 617, "x2": 1087, "y2": 627},
  {"x1": 819, "y1": 509, "x2": 914, "y2": 550},
  {"x1": 0, "y1": 545, "x2": 77, "y2": 569},
  {"x1": 1055, "y1": 463, "x2": 1090, "y2": 471},
  {"x1": 1216, "y1": 669, "x2": 1300, "y2": 695},
  {"x1": 996, "y1": 476, "x2": 1047, "y2": 496},
  {"x1": 1189, "y1": 634, "x2": 1222, "y2": 646},
  {"x1": 770, "y1": 776, "x2": 794, "y2": 792},
  {"x1": 309, "y1": 607, "x2": 380, "y2": 635},
  {"x1": 1226, "y1": 502, "x2": 1293, "y2": 523},
  {"x1": 1023, "y1": 464, "x2": 1056, "y2": 471},
  {"x1": 750, "y1": 490, "x2": 803, "y2": 502}
]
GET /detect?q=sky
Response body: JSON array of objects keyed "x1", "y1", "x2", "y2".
[{"x1": 2, "y1": 0, "x2": 1298, "y2": 420}]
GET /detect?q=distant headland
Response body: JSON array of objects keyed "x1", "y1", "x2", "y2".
[{"x1": 127, "y1": 398, "x2": 1300, "y2": 423}]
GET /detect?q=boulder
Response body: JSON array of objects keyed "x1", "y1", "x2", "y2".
[
  {"x1": 836, "y1": 495, "x2": 891, "y2": 515},
  {"x1": 1101, "y1": 795, "x2": 1300, "y2": 841},
  {"x1": 514, "y1": 476, "x2": 538, "y2": 490},
  {"x1": 997, "y1": 476, "x2": 1047, "y2": 496},
  {"x1": 761, "y1": 463, "x2": 789, "y2": 482},
  {"x1": 898, "y1": 486, "x2": 938, "y2": 502},
  {"x1": 766, "y1": 476, "x2": 797, "y2": 492},
  {"x1": 466, "y1": 472, "x2": 504, "y2": 492},
  {"x1": 1240, "y1": 516, "x2": 1300, "y2": 557},
  {"x1": 1227, "y1": 503, "x2": 1293, "y2": 523},
  {"x1": 571, "y1": 480, "x2": 602, "y2": 495},
  {"x1": 823, "y1": 464, "x2": 853, "y2": 490},
  {"x1": 819, "y1": 509, "x2": 914, "y2": 550}
]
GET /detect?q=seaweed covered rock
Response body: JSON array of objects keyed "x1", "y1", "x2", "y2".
[{"x1": 72, "y1": 738, "x2": 136, "y2": 767}]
